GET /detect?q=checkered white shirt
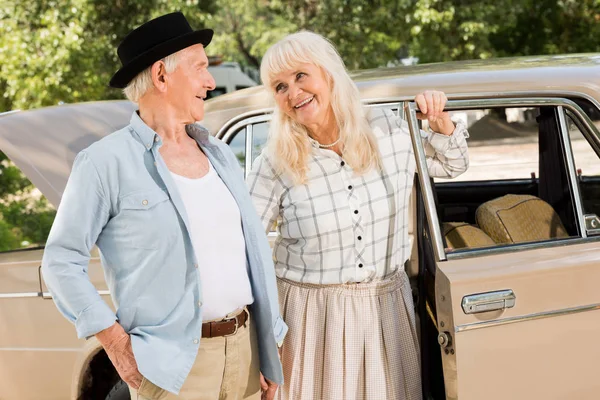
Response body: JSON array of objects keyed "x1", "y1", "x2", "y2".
[{"x1": 248, "y1": 108, "x2": 469, "y2": 284}]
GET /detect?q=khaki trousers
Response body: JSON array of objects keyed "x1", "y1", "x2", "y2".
[{"x1": 129, "y1": 309, "x2": 261, "y2": 400}]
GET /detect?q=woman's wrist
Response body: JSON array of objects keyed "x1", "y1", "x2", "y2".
[{"x1": 429, "y1": 117, "x2": 455, "y2": 136}]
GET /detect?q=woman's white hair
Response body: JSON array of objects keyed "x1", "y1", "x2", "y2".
[
  {"x1": 260, "y1": 31, "x2": 381, "y2": 184},
  {"x1": 123, "y1": 51, "x2": 181, "y2": 103}
]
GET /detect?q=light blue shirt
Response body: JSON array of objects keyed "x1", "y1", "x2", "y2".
[{"x1": 41, "y1": 112, "x2": 287, "y2": 394}]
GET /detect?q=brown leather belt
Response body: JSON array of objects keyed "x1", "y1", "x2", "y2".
[{"x1": 201, "y1": 309, "x2": 248, "y2": 338}]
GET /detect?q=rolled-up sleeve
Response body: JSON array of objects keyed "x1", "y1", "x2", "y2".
[
  {"x1": 424, "y1": 121, "x2": 470, "y2": 178},
  {"x1": 41, "y1": 151, "x2": 116, "y2": 339}
]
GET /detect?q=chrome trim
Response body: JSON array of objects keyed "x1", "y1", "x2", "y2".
[
  {"x1": 41, "y1": 290, "x2": 110, "y2": 299},
  {"x1": 0, "y1": 346, "x2": 80, "y2": 352},
  {"x1": 219, "y1": 114, "x2": 271, "y2": 143},
  {"x1": 564, "y1": 109, "x2": 600, "y2": 156},
  {"x1": 557, "y1": 106, "x2": 587, "y2": 238},
  {"x1": 462, "y1": 289, "x2": 516, "y2": 314},
  {"x1": 358, "y1": 90, "x2": 600, "y2": 115},
  {"x1": 215, "y1": 91, "x2": 600, "y2": 142},
  {"x1": 432, "y1": 97, "x2": 599, "y2": 260},
  {"x1": 455, "y1": 302, "x2": 600, "y2": 333},
  {"x1": 404, "y1": 101, "x2": 447, "y2": 262},
  {"x1": 0, "y1": 292, "x2": 41, "y2": 299},
  {"x1": 584, "y1": 214, "x2": 600, "y2": 235},
  {"x1": 447, "y1": 235, "x2": 600, "y2": 260},
  {"x1": 215, "y1": 109, "x2": 273, "y2": 139},
  {"x1": 245, "y1": 123, "x2": 253, "y2": 179},
  {"x1": 0, "y1": 109, "x2": 21, "y2": 118}
]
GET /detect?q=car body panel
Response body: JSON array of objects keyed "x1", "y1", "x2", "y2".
[{"x1": 436, "y1": 241, "x2": 600, "y2": 400}]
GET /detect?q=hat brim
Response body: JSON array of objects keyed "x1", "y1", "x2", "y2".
[{"x1": 109, "y1": 29, "x2": 214, "y2": 89}]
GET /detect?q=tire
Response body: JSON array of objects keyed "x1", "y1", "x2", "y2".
[{"x1": 105, "y1": 379, "x2": 130, "y2": 400}]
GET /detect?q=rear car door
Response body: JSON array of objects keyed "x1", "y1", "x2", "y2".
[{"x1": 406, "y1": 97, "x2": 600, "y2": 400}]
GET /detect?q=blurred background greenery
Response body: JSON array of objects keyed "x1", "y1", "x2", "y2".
[
  {"x1": 2, "y1": 0, "x2": 600, "y2": 112},
  {"x1": 0, "y1": 0, "x2": 599, "y2": 250}
]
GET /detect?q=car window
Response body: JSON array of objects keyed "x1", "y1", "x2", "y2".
[
  {"x1": 430, "y1": 105, "x2": 580, "y2": 253},
  {"x1": 251, "y1": 122, "x2": 269, "y2": 168},
  {"x1": 228, "y1": 126, "x2": 246, "y2": 171},
  {"x1": 567, "y1": 115, "x2": 600, "y2": 219},
  {"x1": 0, "y1": 151, "x2": 56, "y2": 252},
  {"x1": 433, "y1": 107, "x2": 540, "y2": 183}
]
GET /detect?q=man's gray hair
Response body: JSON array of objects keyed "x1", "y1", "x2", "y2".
[{"x1": 123, "y1": 52, "x2": 181, "y2": 103}]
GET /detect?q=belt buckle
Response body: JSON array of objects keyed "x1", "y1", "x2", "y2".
[{"x1": 223, "y1": 314, "x2": 239, "y2": 337}]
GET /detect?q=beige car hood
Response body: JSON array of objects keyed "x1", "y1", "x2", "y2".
[{"x1": 0, "y1": 101, "x2": 136, "y2": 207}]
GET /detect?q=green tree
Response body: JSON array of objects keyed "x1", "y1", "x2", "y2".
[{"x1": 408, "y1": 0, "x2": 600, "y2": 63}]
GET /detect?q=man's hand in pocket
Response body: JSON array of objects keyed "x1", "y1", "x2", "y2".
[{"x1": 96, "y1": 322, "x2": 143, "y2": 389}]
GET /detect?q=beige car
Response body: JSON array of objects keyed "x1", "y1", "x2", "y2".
[{"x1": 1, "y1": 54, "x2": 600, "y2": 400}]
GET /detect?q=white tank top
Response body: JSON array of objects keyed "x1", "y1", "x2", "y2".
[{"x1": 170, "y1": 160, "x2": 253, "y2": 321}]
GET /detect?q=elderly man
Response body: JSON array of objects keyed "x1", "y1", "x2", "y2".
[{"x1": 41, "y1": 12, "x2": 285, "y2": 400}]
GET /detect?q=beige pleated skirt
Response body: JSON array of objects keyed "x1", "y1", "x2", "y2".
[{"x1": 276, "y1": 270, "x2": 422, "y2": 400}]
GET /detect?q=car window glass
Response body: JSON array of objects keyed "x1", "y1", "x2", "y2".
[
  {"x1": 431, "y1": 106, "x2": 579, "y2": 253},
  {"x1": 0, "y1": 151, "x2": 56, "y2": 252},
  {"x1": 434, "y1": 108, "x2": 539, "y2": 183},
  {"x1": 567, "y1": 115, "x2": 600, "y2": 218},
  {"x1": 227, "y1": 126, "x2": 246, "y2": 172},
  {"x1": 251, "y1": 122, "x2": 269, "y2": 168}
]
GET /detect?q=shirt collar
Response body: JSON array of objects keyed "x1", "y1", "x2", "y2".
[{"x1": 129, "y1": 111, "x2": 211, "y2": 151}]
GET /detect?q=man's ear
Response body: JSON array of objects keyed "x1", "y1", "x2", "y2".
[{"x1": 151, "y1": 60, "x2": 168, "y2": 92}]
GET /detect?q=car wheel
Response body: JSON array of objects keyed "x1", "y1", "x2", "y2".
[{"x1": 105, "y1": 379, "x2": 130, "y2": 400}]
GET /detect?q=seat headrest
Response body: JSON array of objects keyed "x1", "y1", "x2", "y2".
[
  {"x1": 476, "y1": 194, "x2": 569, "y2": 244},
  {"x1": 443, "y1": 222, "x2": 495, "y2": 250}
]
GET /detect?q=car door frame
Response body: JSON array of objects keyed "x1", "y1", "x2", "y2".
[{"x1": 405, "y1": 97, "x2": 600, "y2": 400}]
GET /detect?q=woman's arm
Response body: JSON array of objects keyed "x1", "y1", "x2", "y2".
[{"x1": 414, "y1": 90, "x2": 470, "y2": 178}]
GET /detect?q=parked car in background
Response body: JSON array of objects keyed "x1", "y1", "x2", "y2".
[
  {"x1": 1, "y1": 54, "x2": 600, "y2": 399},
  {"x1": 207, "y1": 59, "x2": 258, "y2": 99}
]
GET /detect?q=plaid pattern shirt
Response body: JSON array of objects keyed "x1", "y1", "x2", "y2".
[{"x1": 248, "y1": 108, "x2": 469, "y2": 284}]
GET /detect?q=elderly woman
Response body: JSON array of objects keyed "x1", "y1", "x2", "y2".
[{"x1": 248, "y1": 31, "x2": 469, "y2": 400}]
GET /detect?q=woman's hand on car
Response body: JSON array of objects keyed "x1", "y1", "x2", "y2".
[{"x1": 415, "y1": 90, "x2": 455, "y2": 136}]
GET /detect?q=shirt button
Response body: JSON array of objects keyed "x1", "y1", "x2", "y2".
[
  {"x1": 358, "y1": 236, "x2": 362, "y2": 240},
  {"x1": 198, "y1": 301, "x2": 202, "y2": 307},
  {"x1": 146, "y1": 144, "x2": 151, "y2": 149},
  {"x1": 340, "y1": 161, "x2": 345, "y2": 167},
  {"x1": 154, "y1": 161, "x2": 157, "y2": 166},
  {"x1": 142, "y1": 200, "x2": 148, "y2": 206},
  {"x1": 154, "y1": 136, "x2": 160, "y2": 142},
  {"x1": 193, "y1": 339, "x2": 199, "y2": 344},
  {"x1": 348, "y1": 185, "x2": 353, "y2": 190},
  {"x1": 358, "y1": 263, "x2": 364, "y2": 268},
  {"x1": 354, "y1": 210, "x2": 359, "y2": 214},
  {"x1": 194, "y1": 263, "x2": 199, "y2": 268}
]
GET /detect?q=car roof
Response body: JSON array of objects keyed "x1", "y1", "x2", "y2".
[
  {"x1": 202, "y1": 53, "x2": 600, "y2": 134},
  {"x1": 1, "y1": 53, "x2": 599, "y2": 206}
]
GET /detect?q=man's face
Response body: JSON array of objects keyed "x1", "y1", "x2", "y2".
[{"x1": 166, "y1": 44, "x2": 215, "y2": 123}]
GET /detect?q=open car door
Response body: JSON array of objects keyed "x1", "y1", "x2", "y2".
[{"x1": 405, "y1": 98, "x2": 600, "y2": 400}]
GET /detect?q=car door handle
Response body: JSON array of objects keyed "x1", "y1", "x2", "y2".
[{"x1": 462, "y1": 289, "x2": 516, "y2": 314}]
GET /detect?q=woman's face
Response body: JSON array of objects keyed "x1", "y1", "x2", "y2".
[{"x1": 271, "y1": 63, "x2": 333, "y2": 132}]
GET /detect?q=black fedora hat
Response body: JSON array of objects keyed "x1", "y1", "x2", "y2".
[{"x1": 109, "y1": 12, "x2": 213, "y2": 88}]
